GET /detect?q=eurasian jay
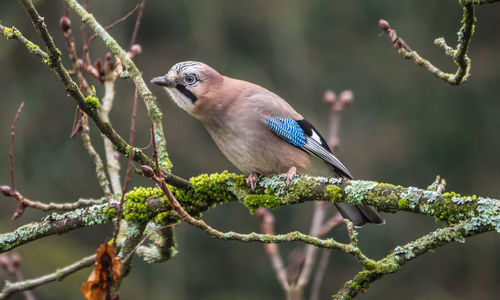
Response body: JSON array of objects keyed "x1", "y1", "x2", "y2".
[{"x1": 151, "y1": 61, "x2": 384, "y2": 226}]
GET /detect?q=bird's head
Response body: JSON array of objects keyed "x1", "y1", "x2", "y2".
[{"x1": 151, "y1": 61, "x2": 223, "y2": 115}]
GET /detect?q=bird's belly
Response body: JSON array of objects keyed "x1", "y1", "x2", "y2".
[{"x1": 209, "y1": 127, "x2": 309, "y2": 176}]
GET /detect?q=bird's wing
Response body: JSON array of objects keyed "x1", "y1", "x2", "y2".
[{"x1": 265, "y1": 117, "x2": 353, "y2": 179}]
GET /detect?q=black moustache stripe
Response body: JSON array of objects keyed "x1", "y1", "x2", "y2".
[{"x1": 175, "y1": 84, "x2": 198, "y2": 103}]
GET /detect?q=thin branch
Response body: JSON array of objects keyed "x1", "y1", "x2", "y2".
[
  {"x1": 81, "y1": 115, "x2": 112, "y2": 196},
  {"x1": 0, "y1": 255, "x2": 95, "y2": 299},
  {"x1": 296, "y1": 202, "x2": 328, "y2": 288},
  {"x1": 255, "y1": 208, "x2": 289, "y2": 291},
  {"x1": 0, "y1": 200, "x2": 112, "y2": 253},
  {"x1": 9, "y1": 102, "x2": 24, "y2": 192},
  {"x1": 309, "y1": 249, "x2": 331, "y2": 300},
  {"x1": 2, "y1": 189, "x2": 101, "y2": 211},
  {"x1": 323, "y1": 90, "x2": 353, "y2": 152},
  {"x1": 461, "y1": 0, "x2": 500, "y2": 4},
  {"x1": 101, "y1": 80, "x2": 122, "y2": 194},
  {"x1": 113, "y1": 86, "x2": 139, "y2": 247},
  {"x1": 0, "y1": 253, "x2": 35, "y2": 300},
  {"x1": 379, "y1": 2, "x2": 476, "y2": 85},
  {"x1": 333, "y1": 220, "x2": 491, "y2": 299},
  {"x1": 129, "y1": 0, "x2": 146, "y2": 49},
  {"x1": 0, "y1": 25, "x2": 49, "y2": 60},
  {"x1": 87, "y1": 4, "x2": 140, "y2": 45},
  {"x1": 317, "y1": 214, "x2": 344, "y2": 237}
]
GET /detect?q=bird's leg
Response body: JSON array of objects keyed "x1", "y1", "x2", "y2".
[
  {"x1": 285, "y1": 166, "x2": 297, "y2": 187},
  {"x1": 246, "y1": 172, "x2": 260, "y2": 192}
]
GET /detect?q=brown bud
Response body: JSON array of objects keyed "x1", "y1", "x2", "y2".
[
  {"x1": 0, "y1": 255, "x2": 10, "y2": 271},
  {"x1": 339, "y1": 90, "x2": 354, "y2": 107},
  {"x1": 0, "y1": 185, "x2": 12, "y2": 196},
  {"x1": 60, "y1": 16, "x2": 71, "y2": 32},
  {"x1": 378, "y1": 19, "x2": 390, "y2": 32},
  {"x1": 10, "y1": 253, "x2": 22, "y2": 268},
  {"x1": 323, "y1": 90, "x2": 337, "y2": 106},
  {"x1": 141, "y1": 165, "x2": 155, "y2": 178},
  {"x1": 76, "y1": 58, "x2": 84, "y2": 69},
  {"x1": 94, "y1": 59, "x2": 102, "y2": 72},
  {"x1": 130, "y1": 44, "x2": 142, "y2": 57},
  {"x1": 106, "y1": 52, "x2": 113, "y2": 62}
]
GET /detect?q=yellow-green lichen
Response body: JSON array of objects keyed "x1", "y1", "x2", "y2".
[
  {"x1": 86, "y1": 95, "x2": 100, "y2": 109},
  {"x1": 325, "y1": 184, "x2": 342, "y2": 203},
  {"x1": 103, "y1": 207, "x2": 117, "y2": 218},
  {"x1": 123, "y1": 186, "x2": 165, "y2": 223},
  {"x1": 25, "y1": 41, "x2": 41, "y2": 54},
  {"x1": 169, "y1": 171, "x2": 246, "y2": 217},
  {"x1": 3, "y1": 27, "x2": 20, "y2": 39},
  {"x1": 243, "y1": 194, "x2": 278, "y2": 214},
  {"x1": 398, "y1": 198, "x2": 409, "y2": 209}
]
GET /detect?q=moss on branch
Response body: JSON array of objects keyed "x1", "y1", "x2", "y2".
[{"x1": 1, "y1": 172, "x2": 498, "y2": 255}]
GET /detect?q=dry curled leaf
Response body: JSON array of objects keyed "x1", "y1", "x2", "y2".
[{"x1": 81, "y1": 244, "x2": 122, "y2": 300}]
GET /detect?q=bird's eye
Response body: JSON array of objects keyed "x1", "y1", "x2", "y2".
[{"x1": 185, "y1": 74, "x2": 197, "y2": 84}]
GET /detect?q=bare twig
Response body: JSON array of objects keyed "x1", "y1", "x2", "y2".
[
  {"x1": 323, "y1": 90, "x2": 353, "y2": 152},
  {"x1": 0, "y1": 254, "x2": 95, "y2": 299},
  {"x1": 318, "y1": 213, "x2": 344, "y2": 237},
  {"x1": 309, "y1": 249, "x2": 331, "y2": 300},
  {"x1": 379, "y1": 2, "x2": 476, "y2": 85},
  {"x1": 9, "y1": 102, "x2": 24, "y2": 191},
  {"x1": 296, "y1": 202, "x2": 328, "y2": 289},
  {"x1": 0, "y1": 253, "x2": 35, "y2": 300},
  {"x1": 112, "y1": 86, "x2": 139, "y2": 247},
  {"x1": 2, "y1": 189, "x2": 101, "y2": 211},
  {"x1": 81, "y1": 115, "x2": 112, "y2": 196},
  {"x1": 129, "y1": 0, "x2": 146, "y2": 49},
  {"x1": 255, "y1": 208, "x2": 289, "y2": 291},
  {"x1": 87, "y1": 4, "x2": 140, "y2": 45},
  {"x1": 102, "y1": 80, "x2": 122, "y2": 194}
]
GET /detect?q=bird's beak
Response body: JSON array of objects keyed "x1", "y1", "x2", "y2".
[{"x1": 151, "y1": 76, "x2": 174, "y2": 87}]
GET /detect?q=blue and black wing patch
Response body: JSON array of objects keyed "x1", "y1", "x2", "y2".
[
  {"x1": 266, "y1": 117, "x2": 353, "y2": 179},
  {"x1": 266, "y1": 117, "x2": 307, "y2": 147}
]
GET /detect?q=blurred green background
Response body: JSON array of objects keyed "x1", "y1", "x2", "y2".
[{"x1": 1, "y1": 0, "x2": 500, "y2": 299}]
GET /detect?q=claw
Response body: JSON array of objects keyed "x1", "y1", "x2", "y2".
[
  {"x1": 284, "y1": 166, "x2": 297, "y2": 187},
  {"x1": 246, "y1": 172, "x2": 259, "y2": 192}
]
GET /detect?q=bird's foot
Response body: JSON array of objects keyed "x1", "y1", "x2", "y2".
[
  {"x1": 284, "y1": 166, "x2": 297, "y2": 187},
  {"x1": 246, "y1": 172, "x2": 260, "y2": 192}
]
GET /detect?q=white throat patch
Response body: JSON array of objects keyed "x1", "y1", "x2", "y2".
[{"x1": 165, "y1": 87, "x2": 195, "y2": 112}]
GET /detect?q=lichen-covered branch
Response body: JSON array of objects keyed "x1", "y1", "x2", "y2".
[
  {"x1": 63, "y1": 0, "x2": 173, "y2": 171},
  {"x1": 0, "y1": 24, "x2": 48, "y2": 61},
  {"x1": 0, "y1": 201, "x2": 113, "y2": 253},
  {"x1": 0, "y1": 255, "x2": 95, "y2": 299},
  {"x1": 461, "y1": 0, "x2": 500, "y2": 4},
  {"x1": 380, "y1": 1, "x2": 476, "y2": 85},
  {"x1": 81, "y1": 116, "x2": 112, "y2": 196},
  {"x1": 1, "y1": 173, "x2": 498, "y2": 255},
  {"x1": 333, "y1": 220, "x2": 491, "y2": 299}
]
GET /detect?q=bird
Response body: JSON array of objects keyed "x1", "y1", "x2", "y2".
[{"x1": 151, "y1": 61, "x2": 384, "y2": 226}]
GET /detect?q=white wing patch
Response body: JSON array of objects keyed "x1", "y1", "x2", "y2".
[{"x1": 309, "y1": 128, "x2": 323, "y2": 144}]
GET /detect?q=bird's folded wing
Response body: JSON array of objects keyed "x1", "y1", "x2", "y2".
[{"x1": 265, "y1": 117, "x2": 352, "y2": 179}]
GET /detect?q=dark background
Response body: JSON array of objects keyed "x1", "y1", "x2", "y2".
[{"x1": 0, "y1": 0, "x2": 499, "y2": 299}]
